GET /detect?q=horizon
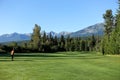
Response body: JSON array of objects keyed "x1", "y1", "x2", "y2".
[
  {"x1": 0, "y1": 22, "x2": 103, "y2": 36},
  {"x1": 0, "y1": 0, "x2": 117, "y2": 35}
]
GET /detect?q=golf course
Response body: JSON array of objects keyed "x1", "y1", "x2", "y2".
[{"x1": 0, "y1": 52, "x2": 120, "y2": 80}]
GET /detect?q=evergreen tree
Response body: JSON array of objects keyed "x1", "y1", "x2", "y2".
[
  {"x1": 51, "y1": 36, "x2": 58, "y2": 52},
  {"x1": 90, "y1": 35, "x2": 96, "y2": 51},
  {"x1": 81, "y1": 40, "x2": 86, "y2": 51},
  {"x1": 71, "y1": 38, "x2": 76, "y2": 51},
  {"x1": 65, "y1": 35, "x2": 72, "y2": 51},
  {"x1": 59, "y1": 35, "x2": 65, "y2": 51},
  {"x1": 42, "y1": 31, "x2": 47, "y2": 43},
  {"x1": 102, "y1": 0, "x2": 120, "y2": 54},
  {"x1": 85, "y1": 39, "x2": 89, "y2": 51},
  {"x1": 95, "y1": 36, "x2": 101, "y2": 52},
  {"x1": 103, "y1": 9, "x2": 114, "y2": 38},
  {"x1": 110, "y1": 0, "x2": 120, "y2": 54},
  {"x1": 102, "y1": 9, "x2": 114, "y2": 54},
  {"x1": 75, "y1": 37, "x2": 81, "y2": 51}
]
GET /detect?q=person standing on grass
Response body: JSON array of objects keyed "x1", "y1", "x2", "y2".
[{"x1": 11, "y1": 48, "x2": 14, "y2": 61}]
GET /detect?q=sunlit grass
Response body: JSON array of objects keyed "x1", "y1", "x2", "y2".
[{"x1": 0, "y1": 52, "x2": 120, "y2": 80}]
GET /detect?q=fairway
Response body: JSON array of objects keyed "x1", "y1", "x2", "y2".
[{"x1": 0, "y1": 52, "x2": 120, "y2": 80}]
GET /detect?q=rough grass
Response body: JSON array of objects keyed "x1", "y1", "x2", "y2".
[{"x1": 0, "y1": 52, "x2": 120, "y2": 80}]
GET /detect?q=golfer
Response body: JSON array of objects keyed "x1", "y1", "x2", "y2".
[{"x1": 11, "y1": 48, "x2": 14, "y2": 61}]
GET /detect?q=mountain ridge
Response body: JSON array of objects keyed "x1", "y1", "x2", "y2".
[
  {"x1": 0, "y1": 23, "x2": 104, "y2": 43},
  {"x1": 0, "y1": 33, "x2": 31, "y2": 43},
  {"x1": 69, "y1": 23, "x2": 104, "y2": 37}
]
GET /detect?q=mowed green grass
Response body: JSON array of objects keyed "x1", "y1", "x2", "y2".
[{"x1": 0, "y1": 52, "x2": 120, "y2": 80}]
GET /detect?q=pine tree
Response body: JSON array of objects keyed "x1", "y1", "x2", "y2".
[
  {"x1": 74, "y1": 37, "x2": 81, "y2": 51},
  {"x1": 102, "y1": 9, "x2": 114, "y2": 54},
  {"x1": 65, "y1": 35, "x2": 72, "y2": 51},
  {"x1": 59, "y1": 35, "x2": 65, "y2": 51},
  {"x1": 110, "y1": 0, "x2": 120, "y2": 54},
  {"x1": 81, "y1": 40, "x2": 86, "y2": 51},
  {"x1": 42, "y1": 31, "x2": 47, "y2": 43},
  {"x1": 90, "y1": 35, "x2": 96, "y2": 51},
  {"x1": 103, "y1": 9, "x2": 114, "y2": 38}
]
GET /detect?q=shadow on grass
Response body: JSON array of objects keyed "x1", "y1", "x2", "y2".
[
  {"x1": 0, "y1": 59, "x2": 11, "y2": 62},
  {"x1": 0, "y1": 53, "x2": 104, "y2": 60},
  {"x1": 0, "y1": 59, "x2": 33, "y2": 62},
  {"x1": 16, "y1": 54, "x2": 62, "y2": 57}
]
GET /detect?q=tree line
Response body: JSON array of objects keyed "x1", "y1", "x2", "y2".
[{"x1": 0, "y1": 24, "x2": 100, "y2": 53}]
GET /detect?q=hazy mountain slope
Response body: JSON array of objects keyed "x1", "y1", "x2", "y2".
[
  {"x1": 0, "y1": 33, "x2": 31, "y2": 43},
  {"x1": 0, "y1": 23, "x2": 104, "y2": 43},
  {"x1": 69, "y1": 23, "x2": 104, "y2": 37}
]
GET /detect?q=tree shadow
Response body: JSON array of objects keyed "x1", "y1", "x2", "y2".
[
  {"x1": 0, "y1": 53, "x2": 104, "y2": 60},
  {"x1": 0, "y1": 59, "x2": 11, "y2": 62},
  {"x1": 0, "y1": 59, "x2": 33, "y2": 62},
  {"x1": 15, "y1": 54, "x2": 62, "y2": 57}
]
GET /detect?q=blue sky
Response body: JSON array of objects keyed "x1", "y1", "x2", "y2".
[{"x1": 0, "y1": 0, "x2": 118, "y2": 35}]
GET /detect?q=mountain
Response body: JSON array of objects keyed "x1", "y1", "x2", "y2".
[
  {"x1": 46, "y1": 31, "x2": 57, "y2": 37},
  {"x1": 0, "y1": 23, "x2": 104, "y2": 43},
  {"x1": 57, "y1": 31, "x2": 71, "y2": 37},
  {"x1": 47, "y1": 31, "x2": 71, "y2": 37},
  {"x1": 0, "y1": 31, "x2": 71, "y2": 43},
  {"x1": 0, "y1": 32, "x2": 31, "y2": 43},
  {"x1": 69, "y1": 23, "x2": 104, "y2": 37}
]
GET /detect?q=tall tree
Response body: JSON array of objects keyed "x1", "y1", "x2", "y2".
[
  {"x1": 81, "y1": 40, "x2": 86, "y2": 51},
  {"x1": 59, "y1": 35, "x2": 65, "y2": 51},
  {"x1": 102, "y1": 10, "x2": 114, "y2": 54},
  {"x1": 103, "y1": 9, "x2": 114, "y2": 38},
  {"x1": 90, "y1": 35, "x2": 96, "y2": 51},
  {"x1": 42, "y1": 31, "x2": 47, "y2": 43},
  {"x1": 65, "y1": 35, "x2": 72, "y2": 51},
  {"x1": 31, "y1": 24, "x2": 41, "y2": 51}
]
